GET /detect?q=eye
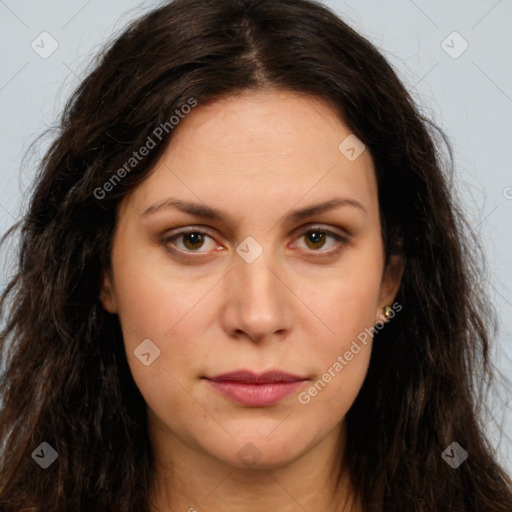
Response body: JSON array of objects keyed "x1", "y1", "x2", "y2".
[
  {"x1": 162, "y1": 229, "x2": 219, "y2": 254},
  {"x1": 294, "y1": 226, "x2": 350, "y2": 255}
]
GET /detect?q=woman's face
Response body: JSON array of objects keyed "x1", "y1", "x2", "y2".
[{"x1": 100, "y1": 90, "x2": 402, "y2": 470}]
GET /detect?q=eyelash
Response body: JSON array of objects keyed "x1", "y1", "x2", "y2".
[{"x1": 161, "y1": 226, "x2": 350, "y2": 258}]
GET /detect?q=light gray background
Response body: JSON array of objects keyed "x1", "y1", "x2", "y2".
[{"x1": 1, "y1": 0, "x2": 511, "y2": 474}]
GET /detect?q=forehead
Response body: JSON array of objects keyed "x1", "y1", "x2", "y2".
[{"x1": 121, "y1": 90, "x2": 379, "y2": 224}]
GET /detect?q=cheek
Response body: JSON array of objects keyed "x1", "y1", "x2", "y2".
[
  {"x1": 295, "y1": 283, "x2": 377, "y2": 417},
  {"x1": 113, "y1": 270, "x2": 208, "y2": 381},
  {"x1": 108, "y1": 243, "x2": 211, "y2": 409},
  {"x1": 304, "y1": 254, "x2": 383, "y2": 348},
  {"x1": 116, "y1": 276, "x2": 204, "y2": 437},
  {"x1": 295, "y1": 253, "x2": 382, "y2": 406},
  {"x1": 110, "y1": 237, "x2": 207, "y2": 344}
]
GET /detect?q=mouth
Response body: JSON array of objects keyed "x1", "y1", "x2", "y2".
[{"x1": 203, "y1": 370, "x2": 308, "y2": 407}]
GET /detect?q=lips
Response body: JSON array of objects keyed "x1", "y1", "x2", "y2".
[
  {"x1": 204, "y1": 370, "x2": 307, "y2": 407},
  {"x1": 207, "y1": 370, "x2": 305, "y2": 383}
]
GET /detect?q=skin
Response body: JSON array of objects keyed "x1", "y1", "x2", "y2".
[{"x1": 100, "y1": 90, "x2": 403, "y2": 512}]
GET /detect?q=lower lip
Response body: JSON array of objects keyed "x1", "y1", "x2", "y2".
[{"x1": 206, "y1": 379, "x2": 306, "y2": 407}]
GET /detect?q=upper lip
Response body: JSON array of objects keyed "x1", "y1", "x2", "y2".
[{"x1": 205, "y1": 370, "x2": 306, "y2": 383}]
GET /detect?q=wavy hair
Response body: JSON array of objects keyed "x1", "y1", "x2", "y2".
[{"x1": 1, "y1": 0, "x2": 511, "y2": 510}]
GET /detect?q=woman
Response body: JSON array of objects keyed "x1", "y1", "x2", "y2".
[{"x1": 0, "y1": 0, "x2": 511, "y2": 510}]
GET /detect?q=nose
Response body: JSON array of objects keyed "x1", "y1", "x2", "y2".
[{"x1": 220, "y1": 248, "x2": 294, "y2": 344}]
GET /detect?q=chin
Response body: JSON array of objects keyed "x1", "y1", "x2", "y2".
[{"x1": 207, "y1": 429, "x2": 311, "y2": 470}]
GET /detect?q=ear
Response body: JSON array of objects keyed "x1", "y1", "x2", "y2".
[
  {"x1": 376, "y1": 253, "x2": 403, "y2": 324},
  {"x1": 99, "y1": 271, "x2": 118, "y2": 314}
]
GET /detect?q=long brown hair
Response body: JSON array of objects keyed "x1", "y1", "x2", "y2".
[{"x1": 1, "y1": 0, "x2": 511, "y2": 510}]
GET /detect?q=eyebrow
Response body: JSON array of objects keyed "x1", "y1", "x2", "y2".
[{"x1": 141, "y1": 196, "x2": 368, "y2": 222}]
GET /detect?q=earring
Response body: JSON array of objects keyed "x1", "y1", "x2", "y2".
[{"x1": 383, "y1": 305, "x2": 393, "y2": 319}]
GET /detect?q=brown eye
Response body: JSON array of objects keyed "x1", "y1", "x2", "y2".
[
  {"x1": 162, "y1": 229, "x2": 218, "y2": 254},
  {"x1": 295, "y1": 227, "x2": 350, "y2": 255}
]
